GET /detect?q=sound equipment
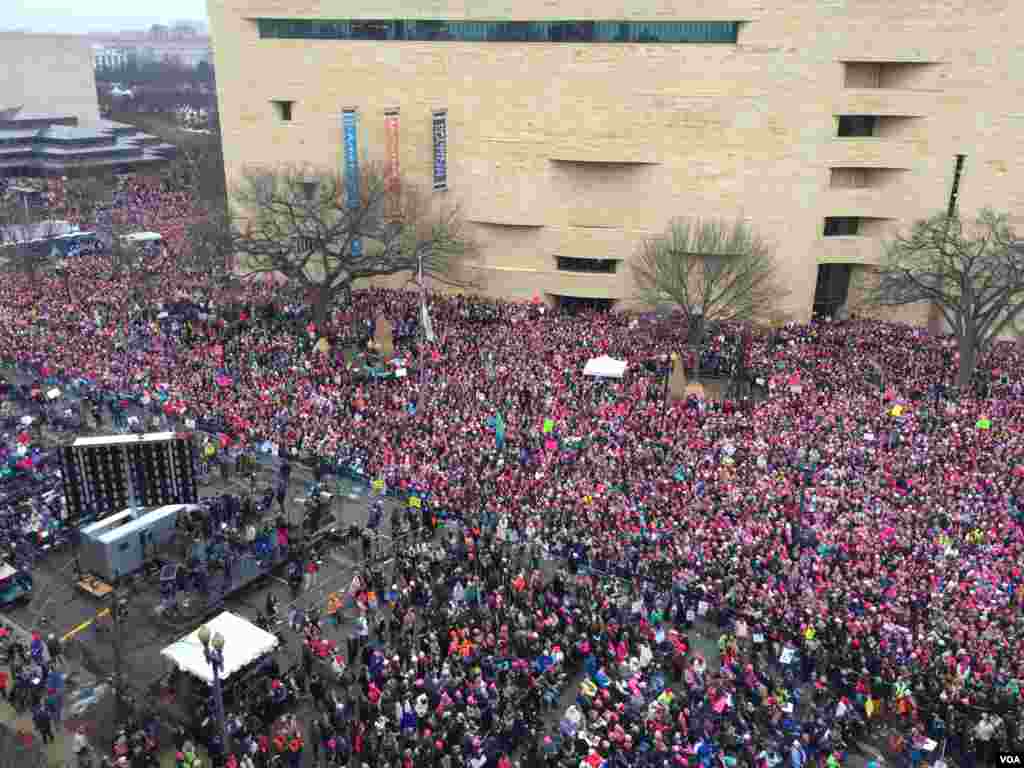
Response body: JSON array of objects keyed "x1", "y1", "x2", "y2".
[{"x1": 60, "y1": 432, "x2": 198, "y2": 522}]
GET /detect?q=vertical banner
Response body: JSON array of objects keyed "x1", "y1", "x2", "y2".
[
  {"x1": 384, "y1": 108, "x2": 400, "y2": 217},
  {"x1": 432, "y1": 109, "x2": 448, "y2": 191},
  {"x1": 342, "y1": 108, "x2": 362, "y2": 257}
]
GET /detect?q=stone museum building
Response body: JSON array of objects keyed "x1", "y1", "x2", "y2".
[{"x1": 207, "y1": 0, "x2": 1024, "y2": 321}]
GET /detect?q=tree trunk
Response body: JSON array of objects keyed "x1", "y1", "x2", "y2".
[
  {"x1": 312, "y1": 285, "x2": 330, "y2": 332},
  {"x1": 690, "y1": 315, "x2": 705, "y2": 380},
  {"x1": 956, "y1": 334, "x2": 977, "y2": 389}
]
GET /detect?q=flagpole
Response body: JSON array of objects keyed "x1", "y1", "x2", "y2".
[{"x1": 418, "y1": 252, "x2": 426, "y2": 406}]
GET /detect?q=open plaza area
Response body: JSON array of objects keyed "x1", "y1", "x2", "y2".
[
  {"x1": 4, "y1": 1, "x2": 1024, "y2": 767},
  {"x1": 0, "y1": 173, "x2": 1023, "y2": 768}
]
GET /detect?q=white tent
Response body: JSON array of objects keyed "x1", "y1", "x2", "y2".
[
  {"x1": 160, "y1": 611, "x2": 279, "y2": 684},
  {"x1": 583, "y1": 355, "x2": 628, "y2": 379}
]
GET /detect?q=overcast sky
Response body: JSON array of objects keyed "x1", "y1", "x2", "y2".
[{"x1": 5, "y1": 0, "x2": 207, "y2": 34}]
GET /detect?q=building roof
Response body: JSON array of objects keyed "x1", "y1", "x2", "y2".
[
  {"x1": 0, "y1": 109, "x2": 175, "y2": 178},
  {"x1": 39, "y1": 125, "x2": 106, "y2": 141}
]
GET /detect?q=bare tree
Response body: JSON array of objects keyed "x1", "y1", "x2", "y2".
[
  {"x1": 232, "y1": 163, "x2": 479, "y2": 328},
  {"x1": 185, "y1": 207, "x2": 235, "y2": 282},
  {"x1": 633, "y1": 216, "x2": 785, "y2": 374},
  {"x1": 63, "y1": 172, "x2": 117, "y2": 226},
  {"x1": 167, "y1": 142, "x2": 227, "y2": 209},
  {"x1": 869, "y1": 208, "x2": 1024, "y2": 388}
]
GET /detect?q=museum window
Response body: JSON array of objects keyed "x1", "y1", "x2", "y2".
[
  {"x1": 836, "y1": 115, "x2": 877, "y2": 137},
  {"x1": 829, "y1": 167, "x2": 905, "y2": 190},
  {"x1": 272, "y1": 99, "x2": 293, "y2": 122},
  {"x1": 556, "y1": 257, "x2": 619, "y2": 274},
  {"x1": 843, "y1": 61, "x2": 936, "y2": 90},
  {"x1": 350, "y1": 21, "x2": 391, "y2": 40},
  {"x1": 256, "y1": 19, "x2": 740, "y2": 43},
  {"x1": 823, "y1": 217, "x2": 861, "y2": 237}
]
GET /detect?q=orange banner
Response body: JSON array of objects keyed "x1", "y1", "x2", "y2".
[{"x1": 384, "y1": 110, "x2": 400, "y2": 212}]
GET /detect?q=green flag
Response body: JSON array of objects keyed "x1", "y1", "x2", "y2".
[
  {"x1": 495, "y1": 412, "x2": 506, "y2": 448},
  {"x1": 542, "y1": 418, "x2": 554, "y2": 434}
]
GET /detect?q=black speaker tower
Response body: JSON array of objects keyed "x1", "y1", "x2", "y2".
[{"x1": 60, "y1": 432, "x2": 198, "y2": 523}]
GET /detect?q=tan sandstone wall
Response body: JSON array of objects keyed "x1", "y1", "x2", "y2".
[{"x1": 208, "y1": 0, "x2": 1024, "y2": 322}]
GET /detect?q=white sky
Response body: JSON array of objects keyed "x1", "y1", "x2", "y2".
[{"x1": 4, "y1": 0, "x2": 207, "y2": 34}]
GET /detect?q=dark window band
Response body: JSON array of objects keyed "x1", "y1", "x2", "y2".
[{"x1": 256, "y1": 19, "x2": 739, "y2": 43}]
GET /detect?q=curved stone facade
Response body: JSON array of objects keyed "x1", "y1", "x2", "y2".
[{"x1": 208, "y1": 0, "x2": 1024, "y2": 321}]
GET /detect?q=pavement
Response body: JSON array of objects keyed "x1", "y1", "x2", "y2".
[{"x1": 0, "y1": 370, "x2": 407, "y2": 765}]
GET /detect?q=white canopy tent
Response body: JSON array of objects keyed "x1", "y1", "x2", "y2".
[
  {"x1": 160, "y1": 611, "x2": 279, "y2": 684},
  {"x1": 583, "y1": 355, "x2": 628, "y2": 379}
]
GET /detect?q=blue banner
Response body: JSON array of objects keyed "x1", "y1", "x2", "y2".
[
  {"x1": 342, "y1": 109, "x2": 362, "y2": 257},
  {"x1": 432, "y1": 110, "x2": 447, "y2": 191}
]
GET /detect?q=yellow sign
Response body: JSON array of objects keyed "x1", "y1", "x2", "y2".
[{"x1": 62, "y1": 607, "x2": 110, "y2": 642}]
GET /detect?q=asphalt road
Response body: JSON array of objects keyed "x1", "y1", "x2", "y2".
[
  {"x1": 14, "y1": 459, "x2": 391, "y2": 682},
  {"x1": 0, "y1": 369, "x2": 401, "y2": 707}
]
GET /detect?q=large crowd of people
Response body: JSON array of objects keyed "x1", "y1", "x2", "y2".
[{"x1": 1, "y1": 176, "x2": 1023, "y2": 768}]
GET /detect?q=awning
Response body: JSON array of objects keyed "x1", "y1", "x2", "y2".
[
  {"x1": 583, "y1": 355, "x2": 628, "y2": 379},
  {"x1": 160, "y1": 611, "x2": 279, "y2": 683},
  {"x1": 816, "y1": 255, "x2": 872, "y2": 265}
]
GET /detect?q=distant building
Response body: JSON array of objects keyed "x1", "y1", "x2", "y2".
[
  {"x1": 0, "y1": 111, "x2": 177, "y2": 178},
  {"x1": 0, "y1": 33, "x2": 175, "y2": 178},
  {"x1": 92, "y1": 44, "x2": 130, "y2": 71},
  {"x1": 88, "y1": 35, "x2": 212, "y2": 71},
  {"x1": 0, "y1": 33, "x2": 99, "y2": 125},
  {"x1": 171, "y1": 22, "x2": 200, "y2": 39}
]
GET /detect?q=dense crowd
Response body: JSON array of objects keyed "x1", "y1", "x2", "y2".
[{"x1": 1, "y1": 177, "x2": 1023, "y2": 768}]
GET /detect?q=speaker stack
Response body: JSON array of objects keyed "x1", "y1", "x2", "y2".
[{"x1": 60, "y1": 432, "x2": 198, "y2": 522}]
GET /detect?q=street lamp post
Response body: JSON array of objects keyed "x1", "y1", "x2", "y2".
[{"x1": 197, "y1": 624, "x2": 229, "y2": 755}]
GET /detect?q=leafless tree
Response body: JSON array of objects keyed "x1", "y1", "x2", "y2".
[
  {"x1": 166, "y1": 142, "x2": 227, "y2": 208},
  {"x1": 63, "y1": 172, "x2": 117, "y2": 226},
  {"x1": 869, "y1": 208, "x2": 1024, "y2": 388},
  {"x1": 185, "y1": 207, "x2": 235, "y2": 282},
  {"x1": 232, "y1": 163, "x2": 479, "y2": 328},
  {"x1": 633, "y1": 216, "x2": 785, "y2": 374}
]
